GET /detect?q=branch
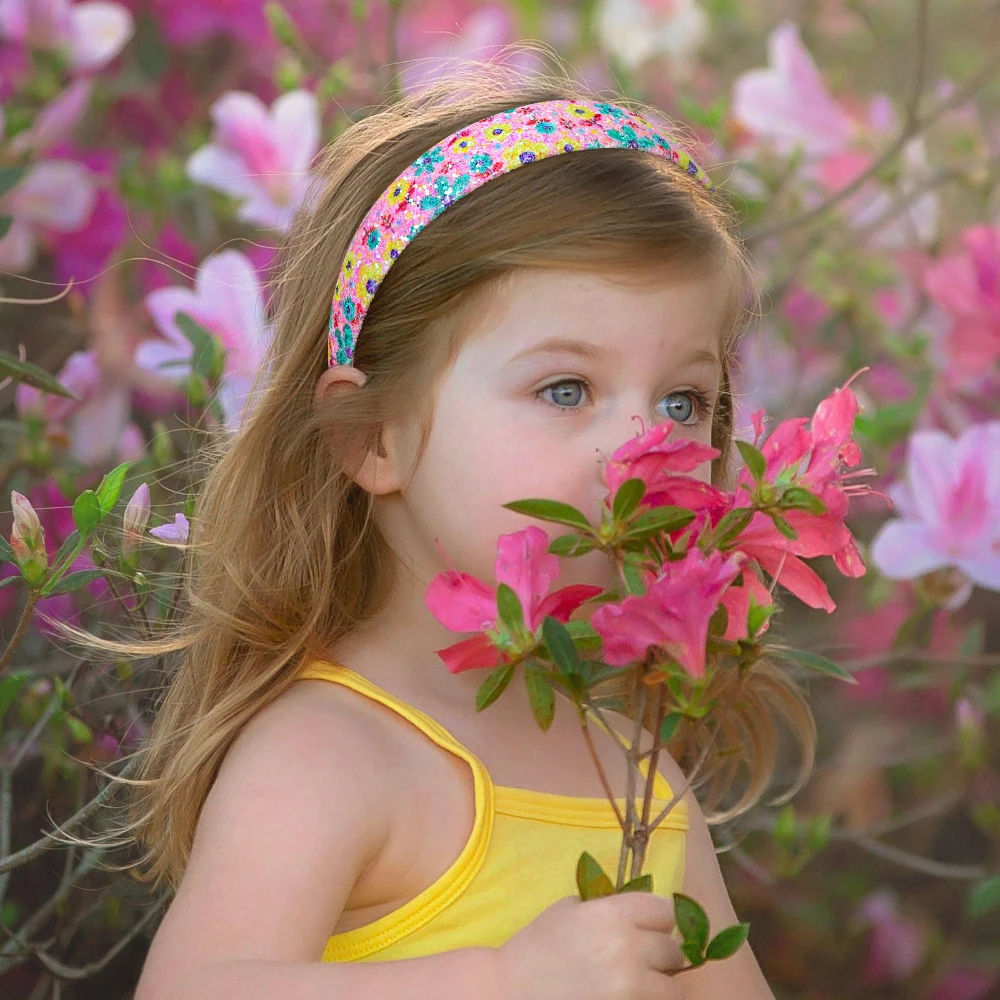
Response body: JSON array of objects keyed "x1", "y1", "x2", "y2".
[
  {"x1": 748, "y1": 48, "x2": 1000, "y2": 242},
  {"x1": 579, "y1": 716, "x2": 625, "y2": 829},
  {"x1": 0, "y1": 591, "x2": 40, "y2": 677}
]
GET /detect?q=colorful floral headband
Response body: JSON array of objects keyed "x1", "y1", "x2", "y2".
[{"x1": 328, "y1": 98, "x2": 716, "y2": 367}]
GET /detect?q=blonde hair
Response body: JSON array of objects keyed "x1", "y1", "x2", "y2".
[{"x1": 63, "y1": 50, "x2": 813, "y2": 890}]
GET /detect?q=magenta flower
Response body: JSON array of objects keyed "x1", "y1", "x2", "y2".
[
  {"x1": 425, "y1": 526, "x2": 602, "y2": 674},
  {"x1": 602, "y1": 419, "x2": 719, "y2": 504},
  {"x1": 732, "y1": 21, "x2": 856, "y2": 157},
  {"x1": 924, "y1": 225, "x2": 1000, "y2": 373},
  {"x1": 186, "y1": 90, "x2": 320, "y2": 231},
  {"x1": 0, "y1": 0, "x2": 134, "y2": 72},
  {"x1": 870, "y1": 421, "x2": 1000, "y2": 594},
  {"x1": 592, "y1": 549, "x2": 744, "y2": 678}
]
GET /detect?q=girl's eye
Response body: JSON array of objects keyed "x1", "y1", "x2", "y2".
[{"x1": 538, "y1": 381, "x2": 710, "y2": 426}]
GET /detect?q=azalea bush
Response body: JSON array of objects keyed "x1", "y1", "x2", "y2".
[{"x1": 1, "y1": 0, "x2": 999, "y2": 997}]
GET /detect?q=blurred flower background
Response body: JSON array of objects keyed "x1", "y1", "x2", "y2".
[{"x1": 1, "y1": 0, "x2": 999, "y2": 997}]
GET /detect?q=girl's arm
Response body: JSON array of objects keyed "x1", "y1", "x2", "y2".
[
  {"x1": 134, "y1": 686, "x2": 505, "y2": 1000},
  {"x1": 670, "y1": 762, "x2": 777, "y2": 999}
]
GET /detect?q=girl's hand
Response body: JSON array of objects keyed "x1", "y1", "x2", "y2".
[{"x1": 496, "y1": 893, "x2": 687, "y2": 1000}]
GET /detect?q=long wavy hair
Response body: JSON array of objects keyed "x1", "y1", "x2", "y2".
[{"x1": 60, "y1": 47, "x2": 814, "y2": 891}]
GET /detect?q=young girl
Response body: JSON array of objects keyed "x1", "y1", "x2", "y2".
[{"x1": 119, "y1": 63, "x2": 813, "y2": 1000}]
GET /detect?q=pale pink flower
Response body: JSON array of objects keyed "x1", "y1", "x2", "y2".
[
  {"x1": 0, "y1": 160, "x2": 96, "y2": 272},
  {"x1": 592, "y1": 549, "x2": 744, "y2": 677},
  {"x1": 186, "y1": 90, "x2": 319, "y2": 231},
  {"x1": 121, "y1": 482, "x2": 150, "y2": 555},
  {"x1": 856, "y1": 890, "x2": 928, "y2": 986},
  {"x1": 595, "y1": 0, "x2": 709, "y2": 77},
  {"x1": 923, "y1": 225, "x2": 1000, "y2": 373},
  {"x1": 425, "y1": 525, "x2": 602, "y2": 674},
  {"x1": 8, "y1": 80, "x2": 91, "y2": 156},
  {"x1": 15, "y1": 349, "x2": 134, "y2": 464},
  {"x1": 0, "y1": 0, "x2": 133, "y2": 72},
  {"x1": 870, "y1": 421, "x2": 1000, "y2": 594},
  {"x1": 137, "y1": 250, "x2": 272, "y2": 429},
  {"x1": 732, "y1": 21, "x2": 856, "y2": 157}
]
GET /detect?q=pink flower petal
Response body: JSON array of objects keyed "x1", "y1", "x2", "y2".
[
  {"x1": 425, "y1": 570, "x2": 496, "y2": 632},
  {"x1": 69, "y1": 1, "x2": 133, "y2": 72}
]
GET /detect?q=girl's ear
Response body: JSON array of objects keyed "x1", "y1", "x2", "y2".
[{"x1": 313, "y1": 365, "x2": 410, "y2": 496}]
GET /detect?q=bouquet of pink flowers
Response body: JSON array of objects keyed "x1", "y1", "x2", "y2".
[{"x1": 425, "y1": 372, "x2": 878, "y2": 972}]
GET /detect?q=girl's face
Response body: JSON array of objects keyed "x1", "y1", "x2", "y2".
[{"x1": 378, "y1": 266, "x2": 731, "y2": 594}]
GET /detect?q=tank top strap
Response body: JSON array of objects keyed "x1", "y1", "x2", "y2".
[{"x1": 297, "y1": 660, "x2": 490, "y2": 780}]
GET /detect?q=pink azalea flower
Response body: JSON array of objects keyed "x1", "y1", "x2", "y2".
[
  {"x1": 870, "y1": 421, "x2": 1000, "y2": 594},
  {"x1": 595, "y1": 0, "x2": 709, "y2": 77},
  {"x1": 425, "y1": 525, "x2": 602, "y2": 673},
  {"x1": 137, "y1": 250, "x2": 272, "y2": 430},
  {"x1": 592, "y1": 549, "x2": 744, "y2": 677},
  {"x1": 731, "y1": 21, "x2": 856, "y2": 157},
  {"x1": 7, "y1": 80, "x2": 91, "y2": 157},
  {"x1": 602, "y1": 419, "x2": 719, "y2": 502},
  {"x1": 15, "y1": 350, "x2": 137, "y2": 464},
  {"x1": 0, "y1": 0, "x2": 134, "y2": 72},
  {"x1": 923, "y1": 225, "x2": 1000, "y2": 373},
  {"x1": 718, "y1": 566, "x2": 773, "y2": 642},
  {"x1": 857, "y1": 890, "x2": 928, "y2": 986},
  {"x1": 186, "y1": 90, "x2": 320, "y2": 231},
  {"x1": 0, "y1": 159, "x2": 96, "y2": 273}
]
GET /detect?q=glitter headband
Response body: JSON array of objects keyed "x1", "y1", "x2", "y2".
[{"x1": 328, "y1": 98, "x2": 716, "y2": 367}]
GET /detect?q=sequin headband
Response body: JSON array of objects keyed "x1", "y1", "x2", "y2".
[{"x1": 328, "y1": 98, "x2": 716, "y2": 367}]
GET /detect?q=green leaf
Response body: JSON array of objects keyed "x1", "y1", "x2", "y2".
[
  {"x1": 770, "y1": 646, "x2": 858, "y2": 684},
  {"x1": 524, "y1": 664, "x2": 555, "y2": 731},
  {"x1": 705, "y1": 923, "x2": 750, "y2": 961},
  {"x1": 576, "y1": 852, "x2": 615, "y2": 900},
  {"x1": 623, "y1": 506, "x2": 696, "y2": 540},
  {"x1": 659, "y1": 712, "x2": 683, "y2": 743},
  {"x1": 495, "y1": 583, "x2": 525, "y2": 634},
  {"x1": 735, "y1": 440, "x2": 767, "y2": 482},
  {"x1": 768, "y1": 512, "x2": 798, "y2": 540},
  {"x1": 72, "y1": 490, "x2": 102, "y2": 536},
  {"x1": 673, "y1": 893, "x2": 710, "y2": 953},
  {"x1": 681, "y1": 940, "x2": 707, "y2": 966},
  {"x1": 542, "y1": 616, "x2": 581, "y2": 677},
  {"x1": 967, "y1": 875, "x2": 1000, "y2": 919},
  {"x1": 476, "y1": 663, "x2": 516, "y2": 711},
  {"x1": 773, "y1": 804, "x2": 797, "y2": 844},
  {"x1": 0, "y1": 673, "x2": 29, "y2": 725},
  {"x1": 781, "y1": 486, "x2": 827, "y2": 515},
  {"x1": 0, "y1": 216, "x2": 11, "y2": 241},
  {"x1": 619, "y1": 873, "x2": 654, "y2": 893},
  {"x1": 712, "y1": 507, "x2": 754, "y2": 547},
  {"x1": 746, "y1": 596, "x2": 775, "y2": 638},
  {"x1": 561, "y1": 619, "x2": 602, "y2": 653},
  {"x1": 0, "y1": 576, "x2": 20, "y2": 590},
  {"x1": 0, "y1": 536, "x2": 14, "y2": 563},
  {"x1": 65, "y1": 714, "x2": 93, "y2": 744},
  {"x1": 51, "y1": 530, "x2": 81, "y2": 571},
  {"x1": 0, "y1": 351, "x2": 77, "y2": 399},
  {"x1": 44, "y1": 570, "x2": 106, "y2": 596},
  {"x1": 0, "y1": 165, "x2": 27, "y2": 198},
  {"x1": 622, "y1": 558, "x2": 646, "y2": 596},
  {"x1": 175, "y1": 311, "x2": 225, "y2": 382},
  {"x1": 503, "y1": 498, "x2": 592, "y2": 531},
  {"x1": 613, "y1": 478, "x2": 646, "y2": 522},
  {"x1": 96, "y1": 462, "x2": 131, "y2": 514},
  {"x1": 548, "y1": 533, "x2": 597, "y2": 557}
]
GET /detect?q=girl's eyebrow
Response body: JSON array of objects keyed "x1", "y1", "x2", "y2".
[{"x1": 506, "y1": 337, "x2": 721, "y2": 373}]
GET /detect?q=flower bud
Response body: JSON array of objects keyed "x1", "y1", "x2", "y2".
[
  {"x1": 10, "y1": 491, "x2": 48, "y2": 585},
  {"x1": 122, "y1": 483, "x2": 151, "y2": 557}
]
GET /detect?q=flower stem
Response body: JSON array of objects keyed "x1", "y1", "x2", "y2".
[
  {"x1": 579, "y1": 713, "x2": 625, "y2": 829},
  {"x1": 0, "y1": 591, "x2": 39, "y2": 677}
]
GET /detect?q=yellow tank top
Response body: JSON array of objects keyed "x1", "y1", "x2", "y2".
[{"x1": 297, "y1": 660, "x2": 690, "y2": 963}]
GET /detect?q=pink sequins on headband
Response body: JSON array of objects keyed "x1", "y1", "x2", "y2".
[{"x1": 328, "y1": 98, "x2": 716, "y2": 368}]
